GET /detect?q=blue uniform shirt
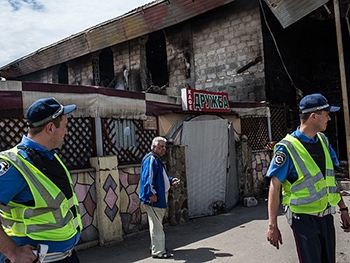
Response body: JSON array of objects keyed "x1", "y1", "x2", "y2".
[
  {"x1": 0, "y1": 135, "x2": 80, "y2": 253},
  {"x1": 266, "y1": 127, "x2": 339, "y2": 183}
]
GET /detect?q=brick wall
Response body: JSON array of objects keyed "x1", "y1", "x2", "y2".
[
  {"x1": 191, "y1": 0, "x2": 265, "y2": 102},
  {"x1": 17, "y1": 0, "x2": 265, "y2": 103},
  {"x1": 20, "y1": 68, "x2": 52, "y2": 83},
  {"x1": 166, "y1": 23, "x2": 193, "y2": 97},
  {"x1": 112, "y1": 39, "x2": 143, "y2": 92},
  {"x1": 68, "y1": 55, "x2": 94, "y2": 86}
]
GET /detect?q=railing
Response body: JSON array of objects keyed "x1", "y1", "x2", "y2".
[{"x1": 0, "y1": 117, "x2": 155, "y2": 169}]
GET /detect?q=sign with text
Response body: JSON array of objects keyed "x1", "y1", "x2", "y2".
[
  {"x1": 181, "y1": 88, "x2": 230, "y2": 113},
  {"x1": 143, "y1": 116, "x2": 157, "y2": 130}
]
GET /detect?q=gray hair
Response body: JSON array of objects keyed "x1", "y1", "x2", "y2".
[{"x1": 151, "y1": 136, "x2": 167, "y2": 150}]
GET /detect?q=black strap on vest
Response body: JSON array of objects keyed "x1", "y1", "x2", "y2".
[
  {"x1": 18, "y1": 146, "x2": 45, "y2": 171},
  {"x1": 17, "y1": 146, "x2": 73, "y2": 199},
  {"x1": 298, "y1": 139, "x2": 326, "y2": 177}
]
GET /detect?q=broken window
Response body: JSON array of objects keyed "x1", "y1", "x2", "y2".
[
  {"x1": 145, "y1": 31, "x2": 169, "y2": 91},
  {"x1": 99, "y1": 48, "x2": 115, "y2": 88},
  {"x1": 58, "y1": 63, "x2": 68, "y2": 84}
]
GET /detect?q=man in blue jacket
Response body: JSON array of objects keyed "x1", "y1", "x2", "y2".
[{"x1": 139, "y1": 136, "x2": 180, "y2": 259}]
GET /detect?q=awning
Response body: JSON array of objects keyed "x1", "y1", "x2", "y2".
[
  {"x1": 264, "y1": 0, "x2": 328, "y2": 28},
  {"x1": 0, "y1": 81, "x2": 147, "y2": 119}
]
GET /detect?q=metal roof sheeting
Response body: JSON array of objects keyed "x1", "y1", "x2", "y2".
[
  {"x1": 0, "y1": 0, "x2": 235, "y2": 79},
  {"x1": 264, "y1": 0, "x2": 329, "y2": 28}
]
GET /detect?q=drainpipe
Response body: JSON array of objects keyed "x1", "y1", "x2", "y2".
[
  {"x1": 95, "y1": 117, "x2": 104, "y2": 156},
  {"x1": 267, "y1": 107, "x2": 272, "y2": 142},
  {"x1": 334, "y1": 0, "x2": 350, "y2": 176}
]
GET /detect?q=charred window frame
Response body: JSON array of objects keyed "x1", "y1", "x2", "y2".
[
  {"x1": 145, "y1": 31, "x2": 169, "y2": 91},
  {"x1": 99, "y1": 48, "x2": 115, "y2": 88},
  {"x1": 58, "y1": 63, "x2": 68, "y2": 84}
]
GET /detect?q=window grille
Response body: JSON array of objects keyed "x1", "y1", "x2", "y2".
[
  {"x1": 114, "y1": 120, "x2": 137, "y2": 149},
  {"x1": 102, "y1": 118, "x2": 156, "y2": 164},
  {"x1": 241, "y1": 105, "x2": 287, "y2": 151}
]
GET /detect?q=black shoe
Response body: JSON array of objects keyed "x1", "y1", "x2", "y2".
[{"x1": 152, "y1": 252, "x2": 174, "y2": 259}]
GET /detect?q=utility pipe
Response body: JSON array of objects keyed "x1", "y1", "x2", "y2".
[
  {"x1": 334, "y1": 0, "x2": 350, "y2": 176},
  {"x1": 267, "y1": 108, "x2": 272, "y2": 142}
]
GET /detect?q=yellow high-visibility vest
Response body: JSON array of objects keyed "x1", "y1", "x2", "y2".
[
  {"x1": 279, "y1": 133, "x2": 340, "y2": 214},
  {"x1": 0, "y1": 147, "x2": 82, "y2": 241}
]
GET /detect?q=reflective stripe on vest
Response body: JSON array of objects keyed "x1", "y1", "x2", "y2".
[
  {"x1": 0, "y1": 147, "x2": 82, "y2": 240},
  {"x1": 279, "y1": 133, "x2": 340, "y2": 213}
]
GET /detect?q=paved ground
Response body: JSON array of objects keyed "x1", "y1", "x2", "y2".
[{"x1": 77, "y1": 196, "x2": 350, "y2": 263}]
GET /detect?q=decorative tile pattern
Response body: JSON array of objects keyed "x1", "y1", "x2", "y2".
[
  {"x1": 71, "y1": 170, "x2": 98, "y2": 243},
  {"x1": 119, "y1": 166, "x2": 145, "y2": 234},
  {"x1": 69, "y1": 146, "x2": 191, "y2": 245},
  {"x1": 103, "y1": 174, "x2": 119, "y2": 221}
]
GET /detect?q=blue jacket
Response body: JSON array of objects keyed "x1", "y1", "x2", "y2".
[{"x1": 139, "y1": 151, "x2": 172, "y2": 209}]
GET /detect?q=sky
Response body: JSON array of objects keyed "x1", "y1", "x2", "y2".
[{"x1": 0, "y1": 0, "x2": 153, "y2": 67}]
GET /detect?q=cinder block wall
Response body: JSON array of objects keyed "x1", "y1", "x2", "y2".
[
  {"x1": 112, "y1": 39, "x2": 143, "y2": 92},
  {"x1": 19, "y1": 0, "x2": 265, "y2": 103},
  {"x1": 163, "y1": 0, "x2": 264, "y2": 101},
  {"x1": 191, "y1": 0, "x2": 265, "y2": 102}
]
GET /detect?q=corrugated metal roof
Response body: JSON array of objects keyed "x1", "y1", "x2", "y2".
[
  {"x1": 0, "y1": 0, "x2": 235, "y2": 79},
  {"x1": 264, "y1": 0, "x2": 329, "y2": 28}
]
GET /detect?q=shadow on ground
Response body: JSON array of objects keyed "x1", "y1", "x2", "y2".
[{"x1": 77, "y1": 199, "x2": 279, "y2": 262}]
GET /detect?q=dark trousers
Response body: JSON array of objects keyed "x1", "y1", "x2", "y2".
[{"x1": 292, "y1": 214, "x2": 335, "y2": 263}]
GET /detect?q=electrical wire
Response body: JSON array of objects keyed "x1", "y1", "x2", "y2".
[
  {"x1": 258, "y1": 0, "x2": 303, "y2": 99},
  {"x1": 346, "y1": 3, "x2": 350, "y2": 38}
]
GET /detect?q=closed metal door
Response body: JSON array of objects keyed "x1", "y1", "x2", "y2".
[{"x1": 182, "y1": 118, "x2": 232, "y2": 218}]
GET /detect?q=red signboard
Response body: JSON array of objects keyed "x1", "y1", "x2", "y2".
[{"x1": 181, "y1": 88, "x2": 230, "y2": 113}]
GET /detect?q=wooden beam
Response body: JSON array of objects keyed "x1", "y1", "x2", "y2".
[{"x1": 334, "y1": 0, "x2": 350, "y2": 176}]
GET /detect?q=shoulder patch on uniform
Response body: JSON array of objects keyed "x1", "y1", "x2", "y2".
[
  {"x1": 274, "y1": 151, "x2": 286, "y2": 167},
  {"x1": 0, "y1": 160, "x2": 12, "y2": 176}
]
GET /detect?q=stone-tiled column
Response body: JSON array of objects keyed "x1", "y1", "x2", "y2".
[
  {"x1": 163, "y1": 145, "x2": 189, "y2": 225},
  {"x1": 90, "y1": 156, "x2": 123, "y2": 245}
]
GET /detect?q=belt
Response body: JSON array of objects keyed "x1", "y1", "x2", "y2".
[
  {"x1": 307, "y1": 206, "x2": 334, "y2": 217},
  {"x1": 4, "y1": 245, "x2": 73, "y2": 263},
  {"x1": 39, "y1": 248, "x2": 73, "y2": 263}
]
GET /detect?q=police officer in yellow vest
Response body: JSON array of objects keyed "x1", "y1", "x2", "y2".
[
  {"x1": 0, "y1": 98, "x2": 82, "y2": 263},
  {"x1": 266, "y1": 93, "x2": 350, "y2": 263}
]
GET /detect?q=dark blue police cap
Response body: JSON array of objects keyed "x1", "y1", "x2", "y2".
[
  {"x1": 26, "y1": 97, "x2": 76, "y2": 127},
  {"x1": 299, "y1": 93, "x2": 340, "y2": 114}
]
